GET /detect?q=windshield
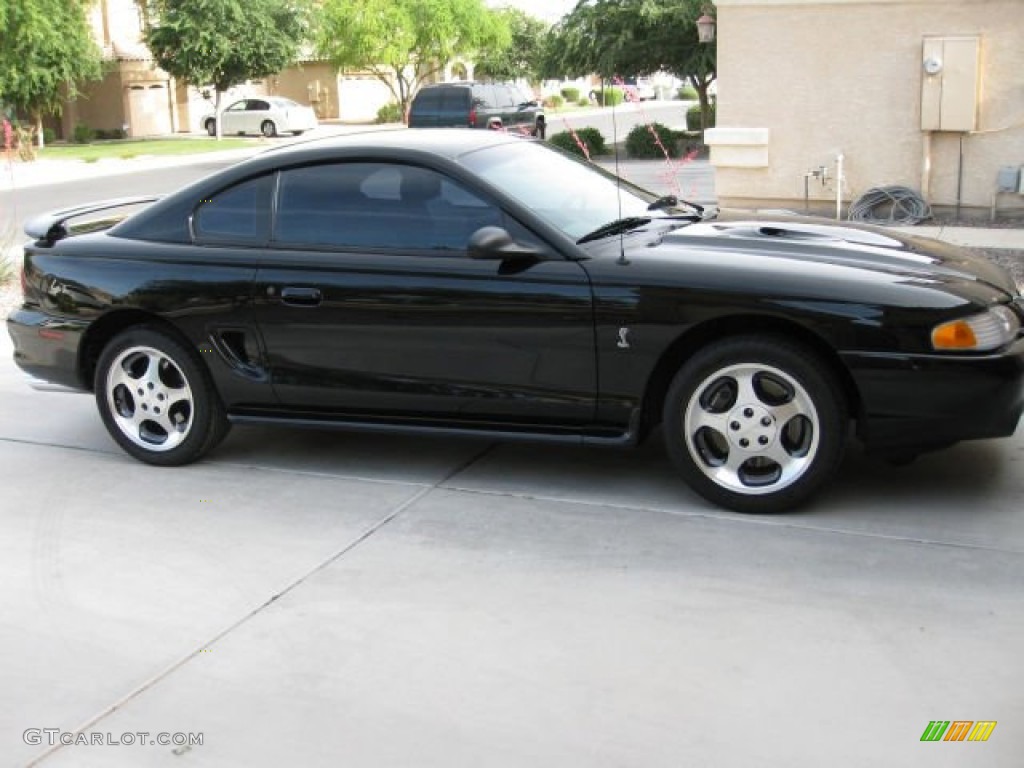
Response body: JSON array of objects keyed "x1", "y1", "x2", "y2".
[{"x1": 460, "y1": 141, "x2": 661, "y2": 240}]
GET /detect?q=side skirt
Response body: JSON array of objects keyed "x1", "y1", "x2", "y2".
[{"x1": 227, "y1": 411, "x2": 641, "y2": 448}]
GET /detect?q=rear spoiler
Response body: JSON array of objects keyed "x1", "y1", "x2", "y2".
[{"x1": 25, "y1": 196, "x2": 159, "y2": 245}]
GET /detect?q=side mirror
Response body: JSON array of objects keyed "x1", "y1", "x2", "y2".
[{"x1": 468, "y1": 226, "x2": 544, "y2": 261}]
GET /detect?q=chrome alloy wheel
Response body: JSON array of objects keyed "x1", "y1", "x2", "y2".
[
  {"x1": 684, "y1": 363, "x2": 820, "y2": 495},
  {"x1": 105, "y1": 345, "x2": 194, "y2": 452}
]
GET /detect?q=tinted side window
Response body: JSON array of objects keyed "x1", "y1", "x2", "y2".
[
  {"x1": 494, "y1": 85, "x2": 516, "y2": 108},
  {"x1": 473, "y1": 85, "x2": 496, "y2": 108},
  {"x1": 414, "y1": 88, "x2": 443, "y2": 109},
  {"x1": 274, "y1": 163, "x2": 503, "y2": 252},
  {"x1": 193, "y1": 175, "x2": 272, "y2": 244}
]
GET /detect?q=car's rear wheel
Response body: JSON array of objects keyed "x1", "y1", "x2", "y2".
[
  {"x1": 95, "y1": 327, "x2": 229, "y2": 466},
  {"x1": 292, "y1": 130, "x2": 304, "y2": 136},
  {"x1": 533, "y1": 118, "x2": 546, "y2": 140},
  {"x1": 205, "y1": 119, "x2": 216, "y2": 137},
  {"x1": 261, "y1": 120, "x2": 277, "y2": 138},
  {"x1": 663, "y1": 336, "x2": 847, "y2": 513}
]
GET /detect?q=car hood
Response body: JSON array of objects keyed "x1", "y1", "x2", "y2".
[{"x1": 653, "y1": 211, "x2": 1018, "y2": 298}]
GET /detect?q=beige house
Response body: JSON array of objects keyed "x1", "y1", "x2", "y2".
[
  {"x1": 56, "y1": 0, "x2": 403, "y2": 137},
  {"x1": 56, "y1": 0, "x2": 228, "y2": 138},
  {"x1": 706, "y1": 0, "x2": 1024, "y2": 219}
]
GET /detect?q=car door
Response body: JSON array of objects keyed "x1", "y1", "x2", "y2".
[
  {"x1": 245, "y1": 99, "x2": 271, "y2": 133},
  {"x1": 471, "y1": 84, "x2": 497, "y2": 129},
  {"x1": 509, "y1": 85, "x2": 537, "y2": 131},
  {"x1": 251, "y1": 160, "x2": 596, "y2": 427},
  {"x1": 493, "y1": 85, "x2": 517, "y2": 130},
  {"x1": 219, "y1": 100, "x2": 248, "y2": 134}
]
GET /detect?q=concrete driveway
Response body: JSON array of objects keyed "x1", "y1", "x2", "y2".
[{"x1": 1, "y1": 321, "x2": 1022, "y2": 766}]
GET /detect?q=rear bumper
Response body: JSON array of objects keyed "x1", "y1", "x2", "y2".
[
  {"x1": 842, "y1": 336, "x2": 1024, "y2": 452},
  {"x1": 6, "y1": 307, "x2": 90, "y2": 391}
]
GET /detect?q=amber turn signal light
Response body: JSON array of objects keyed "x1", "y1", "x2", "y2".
[{"x1": 931, "y1": 320, "x2": 978, "y2": 350}]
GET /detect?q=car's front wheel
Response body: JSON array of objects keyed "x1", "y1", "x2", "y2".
[
  {"x1": 95, "y1": 327, "x2": 229, "y2": 466},
  {"x1": 532, "y1": 118, "x2": 546, "y2": 140},
  {"x1": 205, "y1": 119, "x2": 216, "y2": 137},
  {"x1": 261, "y1": 120, "x2": 277, "y2": 138},
  {"x1": 663, "y1": 336, "x2": 847, "y2": 513}
]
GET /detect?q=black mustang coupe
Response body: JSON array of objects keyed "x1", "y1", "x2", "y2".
[{"x1": 7, "y1": 130, "x2": 1024, "y2": 512}]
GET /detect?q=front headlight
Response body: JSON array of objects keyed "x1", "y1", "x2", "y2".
[{"x1": 931, "y1": 306, "x2": 1021, "y2": 351}]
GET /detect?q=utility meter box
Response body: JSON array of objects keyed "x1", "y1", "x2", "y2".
[{"x1": 921, "y1": 36, "x2": 980, "y2": 132}]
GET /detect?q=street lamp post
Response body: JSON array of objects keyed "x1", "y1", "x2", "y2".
[{"x1": 697, "y1": 12, "x2": 716, "y2": 43}]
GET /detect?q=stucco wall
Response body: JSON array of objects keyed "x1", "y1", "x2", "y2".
[
  {"x1": 60, "y1": 70, "x2": 126, "y2": 137},
  {"x1": 710, "y1": 0, "x2": 1024, "y2": 216},
  {"x1": 271, "y1": 63, "x2": 340, "y2": 119}
]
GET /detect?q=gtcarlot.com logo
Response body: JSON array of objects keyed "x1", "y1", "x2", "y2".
[
  {"x1": 23, "y1": 729, "x2": 203, "y2": 748},
  {"x1": 921, "y1": 721, "x2": 997, "y2": 742}
]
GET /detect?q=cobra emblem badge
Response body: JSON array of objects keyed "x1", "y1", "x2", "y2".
[{"x1": 617, "y1": 327, "x2": 631, "y2": 349}]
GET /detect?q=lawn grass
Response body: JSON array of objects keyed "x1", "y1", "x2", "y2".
[{"x1": 39, "y1": 137, "x2": 256, "y2": 162}]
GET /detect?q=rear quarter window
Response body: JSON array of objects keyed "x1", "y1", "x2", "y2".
[
  {"x1": 413, "y1": 89, "x2": 443, "y2": 109},
  {"x1": 193, "y1": 175, "x2": 273, "y2": 245}
]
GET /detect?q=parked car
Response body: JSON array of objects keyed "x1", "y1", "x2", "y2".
[
  {"x1": 8, "y1": 131, "x2": 1024, "y2": 512},
  {"x1": 408, "y1": 82, "x2": 545, "y2": 139},
  {"x1": 590, "y1": 77, "x2": 656, "y2": 104},
  {"x1": 202, "y1": 97, "x2": 317, "y2": 138},
  {"x1": 624, "y1": 77, "x2": 657, "y2": 101}
]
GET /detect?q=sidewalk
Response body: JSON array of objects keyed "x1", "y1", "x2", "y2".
[
  {"x1": 0, "y1": 123, "x2": 405, "y2": 191},
  {"x1": 891, "y1": 225, "x2": 1024, "y2": 250}
]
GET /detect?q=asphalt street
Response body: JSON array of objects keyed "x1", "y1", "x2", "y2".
[{"x1": 1, "y1": 117, "x2": 1023, "y2": 766}]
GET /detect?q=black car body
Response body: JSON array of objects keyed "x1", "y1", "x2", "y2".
[
  {"x1": 408, "y1": 82, "x2": 546, "y2": 139},
  {"x1": 8, "y1": 130, "x2": 1024, "y2": 512}
]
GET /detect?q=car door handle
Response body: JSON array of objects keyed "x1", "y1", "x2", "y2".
[{"x1": 280, "y1": 287, "x2": 322, "y2": 306}]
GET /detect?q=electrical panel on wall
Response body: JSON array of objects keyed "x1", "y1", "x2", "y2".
[{"x1": 921, "y1": 36, "x2": 980, "y2": 132}]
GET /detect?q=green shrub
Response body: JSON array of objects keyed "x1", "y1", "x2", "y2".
[
  {"x1": 592, "y1": 87, "x2": 625, "y2": 107},
  {"x1": 686, "y1": 103, "x2": 716, "y2": 131},
  {"x1": 625, "y1": 122, "x2": 679, "y2": 159},
  {"x1": 94, "y1": 128, "x2": 128, "y2": 140},
  {"x1": 548, "y1": 126, "x2": 607, "y2": 158},
  {"x1": 576, "y1": 97, "x2": 590, "y2": 108},
  {"x1": 560, "y1": 86, "x2": 580, "y2": 102},
  {"x1": 72, "y1": 122, "x2": 93, "y2": 144},
  {"x1": 42, "y1": 127, "x2": 56, "y2": 144},
  {"x1": 375, "y1": 102, "x2": 403, "y2": 124},
  {"x1": 677, "y1": 86, "x2": 698, "y2": 101},
  {"x1": 544, "y1": 94, "x2": 564, "y2": 109}
]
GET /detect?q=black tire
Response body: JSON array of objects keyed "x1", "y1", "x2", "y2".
[
  {"x1": 261, "y1": 120, "x2": 277, "y2": 138},
  {"x1": 205, "y1": 119, "x2": 216, "y2": 137},
  {"x1": 292, "y1": 130, "x2": 304, "y2": 136},
  {"x1": 663, "y1": 335, "x2": 847, "y2": 513},
  {"x1": 95, "y1": 326, "x2": 229, "y2": 466},
  {"x1": 533, "y1": 118, "x2": 546, "y2": 140}
]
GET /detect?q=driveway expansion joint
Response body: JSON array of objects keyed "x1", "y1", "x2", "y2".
[{"x1": 23, "y1": 442, "x2": 497, "y2": 767}]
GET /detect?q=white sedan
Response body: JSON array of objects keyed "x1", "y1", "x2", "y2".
[{"x1": 202, "y1": 97, "x2": 318, "y2": 138}]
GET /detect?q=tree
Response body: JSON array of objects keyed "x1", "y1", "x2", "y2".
[
  {"x1": 0, "y1": 0, "x2": 103, "y2": 149},
  {"x1": 545, "y1": 0, "x2": 716, "y2": 130},
  {"x1": 473, "y1": 9, "x2": 549, "y2": 85},
  {"x1": 316, "y1": 0, "x2": 509, "y2": 113},
  {"x1": 144, "y1": 0, "x2": 308, "y2": 139}
]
